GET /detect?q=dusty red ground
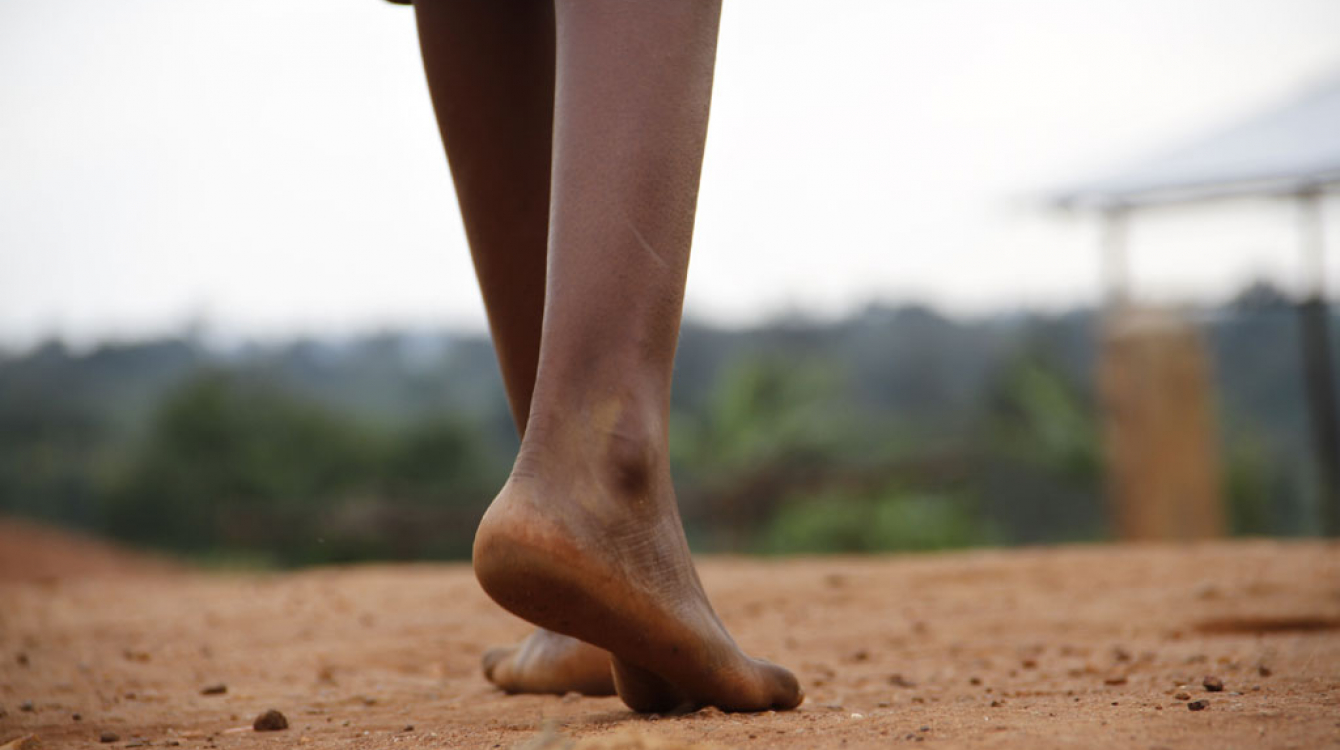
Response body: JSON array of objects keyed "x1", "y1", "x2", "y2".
[{"x1": 1, "y1": 518, "x2": 1338, "y2": 749}]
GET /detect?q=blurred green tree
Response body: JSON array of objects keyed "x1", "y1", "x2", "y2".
[
  {"x1": 974, "y1": 349, "x2": 1104, "y2": 543},
  {"x1": 672, "y1": 355, "x2": 854, "y2": 548},
  {"x1": 759, "y1": 485, "x2": 995, "y2": 554},
  {"x1": 101, "y1": 371, "x2": 380, "y2": 560},
  {"x1": 101, "y1": 370, "x2": 504, "y2": 564}
]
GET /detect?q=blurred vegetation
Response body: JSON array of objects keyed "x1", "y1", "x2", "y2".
[
  {"x1": 0, "y1": 283, "x2": 1328, "y2": 565},
  {"x1": 100, "y1": 371, "x2": 503, "y2": 565},
  {"x1": 759, "y1": 486, "x2": 996, "y2": 554}
]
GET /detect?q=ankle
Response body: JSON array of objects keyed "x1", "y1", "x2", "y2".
[{"x1": 517, "y1": 390, "x2": 668, "y2": 498}]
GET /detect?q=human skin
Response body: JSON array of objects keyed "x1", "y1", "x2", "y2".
[{"x1": 413, "y1": 0, "x2": 802, "y2": 712}]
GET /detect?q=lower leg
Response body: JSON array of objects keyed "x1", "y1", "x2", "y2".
[
  {"x1": 413, "y1": 0, "x2": 613, "y2": 697},
  {"x1": 414, "y1": 0, "x2": 551, "y2": 431},
  {"x1": 473, "y1": 0, "x2": 801, "y2": 712}
]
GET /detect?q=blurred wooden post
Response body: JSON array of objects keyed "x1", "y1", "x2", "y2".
[
  {"x1": 1296, "y1": 189, "x2": 1340, "y2": 536},
  {"x1": 1099, "y1": 207, "x2": 1131, "y2": 308},
  {"x1": 1098, "y1": 308, "x2": 1225, "y2": 540}
]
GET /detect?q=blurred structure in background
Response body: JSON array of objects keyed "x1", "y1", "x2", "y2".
[{"x1": 1055, "y1": 73, "x2": 1340, "y2": 538}]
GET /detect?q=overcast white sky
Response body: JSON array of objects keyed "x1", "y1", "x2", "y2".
[{"x1": 3, "y1": 0, "x2": 1340, "y2": 349}]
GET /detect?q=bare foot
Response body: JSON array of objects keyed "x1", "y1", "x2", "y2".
[
  {"x1": 482, "y1": 628, "x2": 615, "y2": 696},
  {"x1": 473, "y1": 399, "x2": 803, "y2": 713}
]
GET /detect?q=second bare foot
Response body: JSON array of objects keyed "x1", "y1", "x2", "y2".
[{"x1": 483, "y1": 628, "x2": 615, "y2": 696}]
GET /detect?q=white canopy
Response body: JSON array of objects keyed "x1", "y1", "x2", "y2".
[{"x1": 1054, "y1": 73, "x2": 1340, "y2": 209}]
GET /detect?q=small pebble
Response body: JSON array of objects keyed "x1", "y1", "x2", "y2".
[
  {"x1": 1187, "y1": 700, "x2": 1209, "y2": 711},
  {"x1": 888, "y1": 673, "x2": 916, "y2": 687},
  {"x1": 402, "y1": 725, "x2": 414, "y2": 732},
  {"x1": 16, "y1": 653, "x2": 29, "y2": 667},
  {"x1": 73, "y1": 713, "x2": 83, "y2": 721},
  {"x1": 100, "y1": 732, "x2": 120, "y2": 743},
  {"x1": 19, "y1": 701, "x2": 34, "y2": 712},
  {"x1": 1203, "y1": 675, "x2": 1224, "y2": 692},
  {"x1": 253, "y1": 709, "x2": 289, "y2": 731},
  {"x1": 1257, "y1": 665, "x2": 1272, "y2": 677},
  {"x1": 201, "y1": 684, "x2": 227, "y2": 696},
  {"x1": 1173, "y1": 692, "x2": 1191, "y2": 701},
  {"x1": 1193, "y1": 582, "x2": 1222, "y2": 600},
  {"x1": 1104, "y1": 676, "x2": 1128, "y2": 686}
]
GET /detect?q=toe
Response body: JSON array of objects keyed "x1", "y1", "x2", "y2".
[
  {"x1": 481, "y1": 646, "x2": 514, "y2": 683},
  {"x1": 760, "y1": 659, "x2": 804, "y2": 710},
  {"x1": 717, "y1": 658, "x2": 803, "y2": 712}
]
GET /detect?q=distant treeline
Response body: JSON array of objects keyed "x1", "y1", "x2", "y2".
[{"x1": 0, "y1": 281, "x2": 1325, "y2": 565}]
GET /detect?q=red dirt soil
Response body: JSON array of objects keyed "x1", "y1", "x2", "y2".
[
  {"x1": 1, "y1": 519, "x2": 1337, "y2": 749},
  {"x1": 0, "y1": 518, "x2": 180, "y2": 583}
]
